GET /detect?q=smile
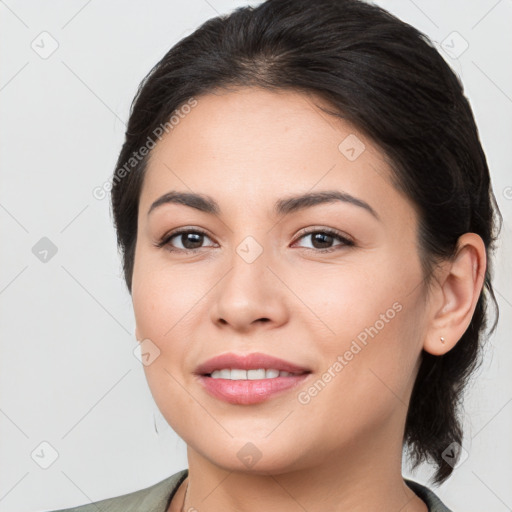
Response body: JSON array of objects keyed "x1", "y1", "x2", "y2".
[{"x1": 209, "y1": 368, "x2": 306, "y2": 380}]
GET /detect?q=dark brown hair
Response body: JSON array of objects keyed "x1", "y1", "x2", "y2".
[{"x1": 110, "y1": 0, "x2": 501, "y2": 484}]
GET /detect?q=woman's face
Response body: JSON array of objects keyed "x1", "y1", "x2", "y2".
[{"x1": 132, "y1": 87, "x2": 429, "y2": 472}]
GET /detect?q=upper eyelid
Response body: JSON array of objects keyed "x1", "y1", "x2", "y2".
[
  {"x1": 294, "y1": 226, "x2": 352, "y2": 240},
  {"x1": 167, "y1": 227, "x2": 216, "y2": 241}
]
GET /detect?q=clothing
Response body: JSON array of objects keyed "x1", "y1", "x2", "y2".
[{"x1": 45, "y1": 468, "x2": 452, "y2": 511}]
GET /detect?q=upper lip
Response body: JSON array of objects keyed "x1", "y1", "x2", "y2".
[{"x1": 195, "y1": 352, "x2": 311, "y2": 375}]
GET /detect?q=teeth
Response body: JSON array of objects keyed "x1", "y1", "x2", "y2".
[
  {"x1": 209, "y1": 368, "x2": 298, "y2": 380},
  {"x1": 247, "y1": 369, "x2": 266, "y2": 380},
  {"x1": 231, "y1": 369, "x2": 246, "y2": 380}
]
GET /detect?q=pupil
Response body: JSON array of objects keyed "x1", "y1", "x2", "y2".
[
  {"x1": 182, "y1": 233, "x2": 203, "y2": 249},
  {"x1": 312, "y1": 232, "x2": 332, "y2": 249}
]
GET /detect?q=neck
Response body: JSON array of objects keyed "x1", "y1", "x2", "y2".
[{"x1": 176, "y1": 428, "x2": 427, "y2": 512}]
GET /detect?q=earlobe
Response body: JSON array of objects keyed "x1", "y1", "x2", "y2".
[
  {"x1": 424, "y1": 333, "x2": 458, "y2": 356},
  {"x1": 135, "y1": 326, "x2": 140, "y2": 341},
  {"x1": 423, "y1": 233, "x2": 487, "y2": 356}
]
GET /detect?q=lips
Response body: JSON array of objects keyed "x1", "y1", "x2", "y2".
[
  {"x1": 194, "y1": 352, "x2": 311, "y2": 376},
  {"x1": 194, "y1": 352, "x2": 312, "y2": 405}
]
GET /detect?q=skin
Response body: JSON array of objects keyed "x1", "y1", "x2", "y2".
[{"x1": 131, "y1": 87, "x2": 486, "y2": 512}]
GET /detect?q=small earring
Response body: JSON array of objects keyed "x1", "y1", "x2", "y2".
[
  {"x1": 153, "y1": 411, "x2": 159, "y2": 435},
  {"x1": 440, "y1": 336, "x2": 445, "y2": 344}
]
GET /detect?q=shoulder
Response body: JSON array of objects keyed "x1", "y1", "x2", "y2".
[
  {"x1": 43, "y1": 469, "x2": 188, "y2": 512},
  {"x1": 404, "y1": 478, "x2": 453, "y2": 512}
]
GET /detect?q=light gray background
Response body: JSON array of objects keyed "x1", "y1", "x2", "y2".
[{"x1": 1, "y1": 1, "x2": 511, "y2": 511}]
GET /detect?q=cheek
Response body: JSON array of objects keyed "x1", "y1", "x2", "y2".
[
  {"x1": 297, "y1": 305, "x2": 422, "y2": 446},
  {"x1": 294, "y1": 256, "x2": 423, "y2": 395},
  {"x1": 288, "y1": 260, "x2": 391, "y2": 340},
  {"x1": 132, "y1": 265, "x2": 200, "y2": 427},
  {"x1": 132, "y1": 255, "x2": 206, "y2": 342}
]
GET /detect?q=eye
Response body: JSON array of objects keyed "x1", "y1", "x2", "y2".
[
  {"x1": 292, "y1": 228, "x2": 354, "y2": 252},
  {"x1": 155, "y1": 226, "x2": 354, "y2": 254},
  {"x1": 155, "y1": 228, "x2": 217, "y2": 252}
]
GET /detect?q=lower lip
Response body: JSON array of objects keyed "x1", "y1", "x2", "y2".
[{"x1": 197, "y1": 374, "x2": 311, "y2": 405}]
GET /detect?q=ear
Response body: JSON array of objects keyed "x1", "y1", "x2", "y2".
[
  {"x1": 135, "y1": 326, "x2": 141, "y2": 342},
  {"x1": 423, "y1": 233, "x2": 487, "y2": 356}
]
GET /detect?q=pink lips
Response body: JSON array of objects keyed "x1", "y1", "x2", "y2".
[{"x1": 194, "y1": 352, "x2": 312, "y2": 405}]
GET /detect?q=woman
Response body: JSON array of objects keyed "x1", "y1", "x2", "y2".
[{"x1": 50, "y1": 0, "x2": 501, "y2": 510}]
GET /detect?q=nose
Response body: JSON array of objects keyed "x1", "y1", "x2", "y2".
[{"x1": 210, "y1": 244, "x2": 288, "y2": 333}]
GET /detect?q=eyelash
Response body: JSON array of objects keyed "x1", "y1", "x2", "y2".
[{"x1": 155, "y1": 227, "x2": 355, "y2": 254}]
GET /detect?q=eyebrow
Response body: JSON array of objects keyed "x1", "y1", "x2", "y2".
[{"x1": 147, "y1": 190, "x2": 380, "y2": 221}]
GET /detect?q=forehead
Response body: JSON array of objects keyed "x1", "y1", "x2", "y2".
[
  {"x1": 150, "y1": 86, "x2": 369, "y2": 160},
  {"x1": 139, "y1": 87, "x2": 413, "y2": 226}
]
